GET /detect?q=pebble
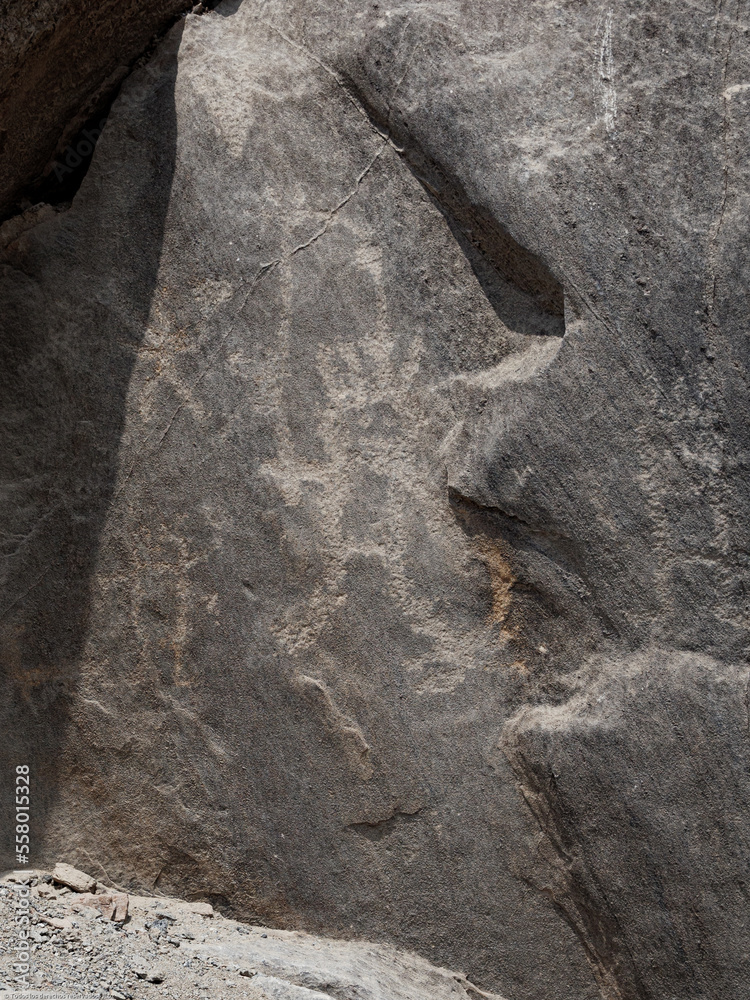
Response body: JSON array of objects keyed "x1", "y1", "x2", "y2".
[{"x1": 0, "y1": 867, "x2": 272, "y2": 998}]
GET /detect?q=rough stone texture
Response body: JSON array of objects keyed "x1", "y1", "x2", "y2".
[
  {"x1": 73, "y1": 890, "x2": 130, "y2": 921},
  {"x1": 0, "y1": 0, "x2": 196, "y2": 218},
  {"x1": 1, "y1": 870, "x2": 499, "y2": 998},
  {"x1": 2, "y1": 1, "x2": 750, "y2": 999},
  {"x1": 51, "y1": 861, "x2": 97, "y2": 893},
  {"x1": 505, "y1": 652, "x2": 750, "y2": 1000}
]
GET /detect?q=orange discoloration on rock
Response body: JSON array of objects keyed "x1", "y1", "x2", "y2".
[{"x1": 474, "y1": 538, "x2": 517, "y2": 632}]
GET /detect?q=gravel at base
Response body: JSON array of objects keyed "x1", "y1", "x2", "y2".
[
  {"x1": 0, "y1": 869, "x2": 493, "y2": 1000},
  {"x1": 0, "y1": 869, "x2": 276, "y2": 1000}
]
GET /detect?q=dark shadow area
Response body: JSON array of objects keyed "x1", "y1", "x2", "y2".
[
  {"x1": 0, "y1": 2, "x2": 232, "y2": 224},
  {"x1": 342, "y1": 78, "x2": 565, "y2": 338},
  {"x1": 15, "y1": 108, "x2": 114, "y2": 212},
  {"x1": 213, "y1": 0, "x2": 243, "y2": 16},
  {"x1": 0, "y1": 22, "x2": 183, "y2": 868}
]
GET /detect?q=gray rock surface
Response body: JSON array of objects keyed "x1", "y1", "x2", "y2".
[
  {"x1": 505, "y1": 651, "x2": 750, "y2": 1000},
  {"x1": 2, "y1": 1, "x2": 749, "y2": 998},
  {"x1": 0, "y1": 0, "x2": 196, "y2": 218}
]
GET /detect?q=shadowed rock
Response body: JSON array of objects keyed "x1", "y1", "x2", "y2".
[{"x1": 2, "y1": 2, "x2": 749, "y2": 999}]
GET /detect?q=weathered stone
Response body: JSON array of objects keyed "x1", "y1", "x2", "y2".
[
  {"x1": 504, "y1": 651, "x2": 750, "y2": 1000},
  {"x1": 1, "y1": 873, "x2": 506, "y2": 998},
  {"x1": 184, "y1": 925, "x2": 510, "y2": 1000},
  {"x1": 0, "y1": 0, "x2": 198, "y2": 218},
  {"x1": 73, "y1": 891, "x2": 129, "y2": 921},
  {"x1": 51, "y1": 863, "x2": 96, "y2": 894},
  {"x1": 135, "y1": 965, "x2": 166, "y2": 984},
  {"x1": 1, "y1": 1, "x2": 749, "y2": 999}
]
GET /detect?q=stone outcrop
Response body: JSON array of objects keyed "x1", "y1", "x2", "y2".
[
  {"x1": 0, "y1": 0, "x2": 198, "y2": 218},
  {"x1": 2, "y1": 2, "x2": 750, "y2": 999}
]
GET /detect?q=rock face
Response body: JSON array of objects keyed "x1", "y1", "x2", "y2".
[
  {"x1": 2, "y1": 2, "x2": 750, "y2": 999},
  {"x1": 506, "y1": 652, "x2": 750, "y2": 1000},
  {"x1": 0, "y1": 0, "x2": 196, "y2": 218}
]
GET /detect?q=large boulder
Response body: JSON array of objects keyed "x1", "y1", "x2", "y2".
[
  {"x1": 0, "y1": 0, "x2": 195, "y2": 218},
  {"x1": 505, "y1": 651, "x2": 750, "y2": 1000},
  {"x1": 2, "y1": 2, "x2": 749, "y2": 998}
]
